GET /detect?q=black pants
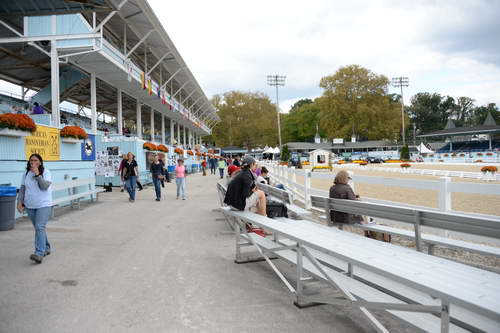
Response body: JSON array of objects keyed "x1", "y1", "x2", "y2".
[{"x1": 136, "y1": 180, "x2": 143, "y2": 190}]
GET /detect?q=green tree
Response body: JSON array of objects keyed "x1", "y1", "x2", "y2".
[
  {"x1": 282, "y1": 99, "x2": 324, "y2": 142},
  {"x1": 468, "y1": 103, "x2": 499, "y2": 126},
  {"x1": 400, "y1": 144, "x2": 410, "y2": 160},
  {"x1": 210, "y1": 91, "x2": 278, "y2": 149},
  {"x1": 281, "y1": 144, "x2": 290, "y2": 161},
  {"x1": 317, "y1": 64, "x2": 404, "y2": 141}
]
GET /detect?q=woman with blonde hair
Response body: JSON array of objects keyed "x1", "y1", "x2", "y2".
[
  {"x1": 329, "y1": 170, "x2": 363, "y2": 224},
  {"x1": 121, "y1": 152, "x2": 139, "y2": 202}
]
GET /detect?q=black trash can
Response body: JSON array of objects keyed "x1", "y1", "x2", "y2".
[{"x1": 0, "y1": 186, "x2": 17, "y2": 231}]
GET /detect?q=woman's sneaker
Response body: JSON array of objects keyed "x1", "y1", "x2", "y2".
[
  {"x1": 44, "y1": 250, "x2": 51, "y2": 256},
  {"x1": 29, "y1": 254, "x2": 43, "y2": 264}
]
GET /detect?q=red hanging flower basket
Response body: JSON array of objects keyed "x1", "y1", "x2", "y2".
[
  {"x1": 0, "y1": 113, "x2": 37, "y2": 132},
  {"x1": 157, "y1": 144, "x2": 169, "y2": 152},
  {"x1": 60, "y1": 126, "x2": 88, "y2": 139},
  {"x1": 143, "y1": 142, "x2": 158, "y2": 151}
]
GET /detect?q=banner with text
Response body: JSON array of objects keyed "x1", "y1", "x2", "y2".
[{"x1": 25, "y1": 125, "x2": 60, "y2": 161}]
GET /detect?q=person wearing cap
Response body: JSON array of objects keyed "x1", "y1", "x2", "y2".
[
  {"x1": 227, "y1": 164, "x2": 241, "y2": 186},
  {"x1": 224, "y1": 156, "x2": 266, "y2": 216}
]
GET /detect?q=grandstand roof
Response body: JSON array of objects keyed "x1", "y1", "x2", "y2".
[
  {"x1": 0, "y1": 0, "x2": 218, "y2": 134},
  {"x1": 418, "y1": 114, "x2": 500, "y2": 138}
]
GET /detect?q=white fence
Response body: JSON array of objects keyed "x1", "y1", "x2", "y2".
[{"x1": 333, "y1": 163, "x2": 500, "y2": 181}]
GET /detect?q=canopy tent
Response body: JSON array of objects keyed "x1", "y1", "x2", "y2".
[{"x1": 417, "y1": 142, "x2": 434, "y2": 154}]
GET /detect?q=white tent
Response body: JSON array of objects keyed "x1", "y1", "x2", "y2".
[
  {"x1": 271, "y1": 147, "x2": 280, "y2": 154},
  {"x1": 263, "y1": 147, "x2": 274, "y2": 154},
  {"x1": 417, "y1": 142, "x2": 434, "y2": 154}
]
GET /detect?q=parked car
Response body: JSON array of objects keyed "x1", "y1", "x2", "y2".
[{"x1": 367, "y1": 157, "x2": 383, "y2": 163}]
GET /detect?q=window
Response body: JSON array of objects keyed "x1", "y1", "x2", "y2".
[{"x1": 317, "y1": 155, "x2": 326, "y2": 163}]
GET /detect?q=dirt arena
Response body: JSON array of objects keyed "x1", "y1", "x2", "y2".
[{"x1": 292, "y1": 163, "x2": 500, "y2": 216}]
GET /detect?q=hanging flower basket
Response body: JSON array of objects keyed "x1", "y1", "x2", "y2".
[
  {"x1": 474, "y1": 160, "x2": 483, "y2": 163},
  {"x1": 400, "y1": 163, "x2": 411, "y2": 168},
  {"x1": 195, "y1": 152, "x2": 202, "y2": 156},
  {"x1": 0, "y1": 113, "x2": 36, "y2": 136},
  {"x1": 486, "y1": 152, "x2": 493, "y2": 156},
  {"x1": 481, "y1": 166, "x2": 498, "y2": 173},
  {"x1": 451, "y1": 153, "x2": 457, "y2": 157},
  {"x1": 459, "y1": 153, "x2": 465, "y2": 157},
  {"x1": 187, "y1": 150, "x2": 194, "y2": 156},
  {"x1": 143, "y1": 142, "x2": 158, "y2": 151},
  {"x1": 477, "y1": 153, "x2": 483, "y2": 157},
  {"x1": 174, "y1": 147, "x2": 184, "y2": 155},
  {"x1": 157, "y1": 144, "x2": 169, "y2": 152},
  {"x1": 443, "y1": 154, "x2": 449, "y2": 157},
  {"x1": 60, "y1": 126, "x2": 87, "y2": 143}
]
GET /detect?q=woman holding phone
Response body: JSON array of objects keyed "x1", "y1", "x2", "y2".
[{"x1": 16, "y1": 154, "x2": 53, "y2": 264}]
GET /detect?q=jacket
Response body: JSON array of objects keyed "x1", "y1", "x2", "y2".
[
  {"x1": 224, "y1": 168, "x2": 255, "y2": 210},
  {"x1": 329, "y1": 183, "x2": 362, "y2": 224}
]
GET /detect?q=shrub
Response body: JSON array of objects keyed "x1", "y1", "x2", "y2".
[
  {"x1": 60, "y1": 126, "x2": 88, "y2": 139},
  {"x1": 0, "y1": 113, "x2": 37, "y2": 132},
  {"x1": 281, "y1": 144, "x2": 290, "y2": 162},
  {"x1": 400, "y1": 144, "x2": 410, "y2": 160},
  {"x1": 481, "y1": 166, "x2": 497, "y2": 172},
  {"x1": 157, "y1": 144, "x2": 168, "y2": 152},
  {"x1": 143, "y1": 142, "x2": 157, "y2": 151}
]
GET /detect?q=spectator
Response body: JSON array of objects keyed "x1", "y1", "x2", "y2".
[
  {"x1": 201, "y1": 158, "x2": 207, "y2": 176},
  {"x1": 16, "y1": 153, "x2": 52, "y2": 264},
  {"x1": 31, "y1": 102, "x2": 44, "y2": 115},
  {"x1": 224, "y1": 156, "x2": 266, "y2": 216},
  {"x1": 209, "y1": 157, "x2": 217, "y2": 175},
  {"x1": 118, "y1": 154, "x2": 127, "y2": 192},
  {"x1": 227, "y1": 164, "x2": 241, "y2": 186},
  {"x1": 256, "y1": 166, "x2": 270, "y2": 185},
  {"x1": 158, "y1": 154, "x2": 170, "y2": 186},
  {"x1": 233, "y1": 155, "x2": 241, "y2": 167},
  {"x1": 217, "y1": 158, "x2": 227, "y2": 179},
  {"x1": 150, "y1": 154, "x2": 164, "y2": 201},
  {"x1": 328, "y1": 170, "x2": 364, "y2": 224},
  {"x1": 175, "y1": 159, "x2": 187, "y2": 200},
  {"x1": 122, "y1": 152, "x2": 139, "y2": 202}
]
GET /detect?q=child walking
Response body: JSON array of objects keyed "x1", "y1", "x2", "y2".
[{"x1": 175, "y1": 159, "x2": 187, "y2": 200}]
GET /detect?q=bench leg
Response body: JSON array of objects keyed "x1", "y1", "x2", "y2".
[
  {"x1": 428, "y1": 244, "x2": 435, "y2": 255},
  {"x1": 441, "y1": 301, "x2": 450, "y2": 333}
]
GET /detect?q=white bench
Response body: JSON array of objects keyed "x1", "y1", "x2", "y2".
[
  {"x1": 51, "y1": 177, "x2": 105, "y2": 217},
  {"x1": 222, "y1": 209, "x2": 500, "y2": 332},
  {"x1": 256, "y1": 182, "x2": 312, "y2": 220},
  {"x1": 311, "y1": 195, "x2": 500, "y2": 259}
]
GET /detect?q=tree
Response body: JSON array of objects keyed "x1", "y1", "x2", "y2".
[
  {"x1": 289, "y1": 98, "x2": 313, "y2": 112},
  {"x1": 282, "y1": 99, "x2": 324, "y2": 142},
  {"x1": 210, "y1": 91, "x2": 278, "y2": 149},
  {"x1": 400, "y1": 144, "x2": 410, "y2": 160},
  {"x1": 317, "y1": 65, "x2": 404, "y2": 141},
  {"x1": 281, "y1": 144, "x2": 290, "y2": 162},
  {"x1": 406, "y1": 93, "x2": 455, "y2": 135},
  {"x1": 468, "y1": 103, "x2": 499, "y2": 126}
]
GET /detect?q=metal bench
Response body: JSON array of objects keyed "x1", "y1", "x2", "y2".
[
  {"x1": 51, "y1": 177, "x2": 105, "y2": 217},
  {"x1": 311, "y1": 195, "x2": 500, "y2": 257},
  {"x1": 256, "y1": 182, "x2": 312, "y2": 219},
  {"x1": 224, "y1": 209, "x2": 500, "y2": 332}
]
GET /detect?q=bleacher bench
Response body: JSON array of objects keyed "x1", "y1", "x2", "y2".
[
  {"x1": 221, "y1": 207, "x2": 500, "y2": 332},
  {"x1": 256, "y1": 182, "x2": 312, "y2": 220},
  {"x1": 51, "y1": 177, "x2": 105, "y2": 217}
]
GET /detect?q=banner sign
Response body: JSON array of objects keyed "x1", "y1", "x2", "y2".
[
  {"x1": 81, "y1": 134, "x2": 96, "y2": 161},
  {"x1": 25, "y1": 125, "x2": 60, "y2": 161}
]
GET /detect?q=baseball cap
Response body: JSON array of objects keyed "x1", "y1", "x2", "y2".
[
  {"x1": 241, "y1": 156, "x2": 256, "y2": 166},
  {"x1": 228, "y1": 165, "x2": 241, "y2": 175}
]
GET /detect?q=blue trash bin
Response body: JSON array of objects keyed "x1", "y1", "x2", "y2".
[{"x1": 0, "y1": 186, "x2": 17, "y2": 231}]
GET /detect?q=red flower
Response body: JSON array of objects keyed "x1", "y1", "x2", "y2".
[
  {"x1": 143, "y1": 142, "x2": 158, "y2": 151},
  {"x1": 158, "y1": 144, "x2": 169, "y2": 152},
  {"x1": 60, "y1": 126, "x2": 88, "y2": 139},
  {"x1": 0, "y1": 113, "x2": 37, "y2": 132}
]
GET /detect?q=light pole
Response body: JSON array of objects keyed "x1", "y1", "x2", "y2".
[
  {"x1": 267, "y1": 74, "x2": 286, "y2": 148},
  {"x1": 392, "y1": 76, "x2": 409, "y2": 145}
]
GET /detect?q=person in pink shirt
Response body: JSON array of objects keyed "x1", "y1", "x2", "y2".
[{"x1": 175, "y1": 159, "x2": 187, "y2": 200}]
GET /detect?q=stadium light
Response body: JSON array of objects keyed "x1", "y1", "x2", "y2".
[
  {"x1": 392, "y1": 76, "x2": 409, "y2": 145},
  {"x1": 267, "y1": 74, "x2": 286, "y2": 148}
]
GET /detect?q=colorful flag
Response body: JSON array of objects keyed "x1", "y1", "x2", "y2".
[
  {"x1": 147, "y1": 76, "x2": 152, "y2": 96},
  {"x1": 140, "y1": 72, "x2": 146, "y2": 89}
]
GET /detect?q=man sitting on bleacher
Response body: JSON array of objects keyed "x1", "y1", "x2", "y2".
[{"x1": 224, "y1": 156, "x2": 267, "y2": 216}]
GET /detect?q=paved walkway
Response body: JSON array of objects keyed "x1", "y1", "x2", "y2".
[{"x1": 0, "y1": 173, "x2": 412, "y2": 333}]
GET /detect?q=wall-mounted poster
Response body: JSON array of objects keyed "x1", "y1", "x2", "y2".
[
  {"x1": 25, "y1": 125, "x2": 60, "y2": 161},
  {"x1": 96, "y1": 148, "x2": 122, "y2": 176},
  {"x1": 82, "y1": 134, "x2": 96, "y2": 161}
]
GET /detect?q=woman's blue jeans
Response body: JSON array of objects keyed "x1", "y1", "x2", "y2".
[
  {"x1": 125, "y1": 176, "x2": 137, "y2": 200},
  {"x1": 26, "y1": 206, "x2": 52, "y2": 256},
  {"x1": 152, "y1": 177, "x2": 161, "y2": 199},
  {"x1": 176, "y1": 177, "x2": 186, "y2": 199}
]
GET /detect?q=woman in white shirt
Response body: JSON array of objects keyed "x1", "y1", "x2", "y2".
[{"x1": 17, "y1": 154, "x2": 53, "y2": 264}]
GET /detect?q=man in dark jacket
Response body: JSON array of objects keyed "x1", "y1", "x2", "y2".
[{"x1": 224, "y1": 156, "x2": 266, "y2": 215}]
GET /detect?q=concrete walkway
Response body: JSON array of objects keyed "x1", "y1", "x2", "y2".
[{"x1": 0, "y1": 173, "x2": 413, "y2": 333}]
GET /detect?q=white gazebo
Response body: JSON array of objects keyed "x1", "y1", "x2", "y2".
[{"x1": 309, "y1": 149, "x2": 331, "y2": 169}]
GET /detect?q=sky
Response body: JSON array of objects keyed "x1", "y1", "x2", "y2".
[
  {"x1": 0, "y1": 0, "x2": 498, "y2": 114},
  {"x1": 148, "y1": 0, "x2": 500, "y2": 113}
]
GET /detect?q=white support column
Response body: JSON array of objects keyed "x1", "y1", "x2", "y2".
[
  {"x1": 176, "y1": 122, "x2": 180, "y2": 146},
  {"x1": 183, "y1": 126, "x2": 186, "y2": 146},
  {"x1": 150, "y1": 108, "x2": 155, "y2": 142},
  {"x1": 90, "y1": 72, "x2": 97, "y2": 134},
  {"x1": 136, "y1": 101, "x2": 142, "y2": 139},
  {"x1": 161, "y1": 114, "x2": 165, "y2": 145},
  {"x1": 50, "y1": 40, "x2": 60, "y2": 128},
  {"x1": 170, "y1": 119, "x2": 175, "y2": 145},
  {"x1": 117, "y1": 89, "x2": 123, "y2": 135}
]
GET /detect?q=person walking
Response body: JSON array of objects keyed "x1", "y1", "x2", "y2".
[
  {"x1": 175, "y1": 159, "x2": 187, "y2": 200},
  {"x1": 150, "y1": 154, "x2": 164, "y2": 201},
  {"x1": 122, "y1": 152, "x2": 139, "y2": 202},
  {"x1": 158, "y1": 153, "x2": 170, "y2": 187},
  {"x1": 218, "y1": 158, "x2": 226, "y2": 179},
  {"x1": 209, "y1": 157, "x2": 217, "y2": 175},
  {"x1": 16, "y1": 154, "x2": 52, "y2": 264},
  {"x1": 118, "y1": 154, "x2": 127, "y2": 192},
  {"x1": 201, "y1": 158, "x2": 207, "y2": 176}
]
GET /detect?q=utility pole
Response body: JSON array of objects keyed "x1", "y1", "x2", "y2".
[
  {"x1": 267, "y1": 74, "x2": 286, "y2": 148},
  {"x1": 392, "y1": 77, "x2": 409, "y2": 145}
]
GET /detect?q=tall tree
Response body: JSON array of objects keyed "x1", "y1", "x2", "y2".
[
  {"x1": 282, "y1": 99, "x2": 323, "y2": 142},
  {"x1": 210, "y1": 91, "x2": 278, "y2": 149},
  {"x1": 406, "y1": 93, "x2": 456, "y2": 134},
  {"x1": 317, "y1": 65, "x2": 403, "y2": 140}
]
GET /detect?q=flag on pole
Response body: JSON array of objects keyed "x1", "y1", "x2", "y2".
[
  {"x1": 147, "y1": 76, "x2": 153, "y2": 96},
  {"x1": 140, "y1": 72, "x2": 146, "y2": 89}
]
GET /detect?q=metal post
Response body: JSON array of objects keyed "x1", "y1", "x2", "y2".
[
  {"x1": 267, "y1": 75, "x2": 285, "y2": 148},
  {"x1": 170, "y1": 119, "x2": 175, "y2": 145},
  {"x1": 161, "y1": 114, "x2": 165, "y2": 145},
  {"x1": 136, "y1": 101, "x2": 142, "y2": 139},
  {"x1": 183, "y1": 126, "x2": 186, "y2": 146},
  {"x1": 176, "y1": 122, "x2": 180, "y2": 146},
  {"x1": 50, "y1": 40, "x2": 60, "y2": 128},
  {"x1": 437, "y1": 177, "x2": 451, "y2": 237},
  {"x1": 414, "y1": 211, "x2": 423, "y2": 252},
  {"x1": 150, "y1": 108, "x2": 154, "y2": 142},
  {"x1": 304, "y1": 169, "x2": 311, "y2": 209},
  {"x1": 117, "y1": 89, "x2": 123, "y2": 135},
  {"x1": 90, "y1": 72, "x2": 97, "y2": 134},
  {"x1": 296, "y1": 243, "x2": 304, "y2": 304}
]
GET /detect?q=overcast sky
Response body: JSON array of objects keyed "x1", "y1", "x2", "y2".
[{"x1": 150, "y1": 0, "x2": 500, "y2": 112}]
